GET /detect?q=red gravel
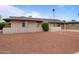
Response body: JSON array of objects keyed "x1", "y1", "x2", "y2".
[{"x1": 0, "y1": 32, "x2": 79, "y2": 54}]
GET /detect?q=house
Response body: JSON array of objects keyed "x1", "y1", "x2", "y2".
[{"x1": 3, "y1": 16, "x2": 79, "y2": 34}]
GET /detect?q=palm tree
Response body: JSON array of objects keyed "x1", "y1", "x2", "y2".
[
  {"x1": 71, "y1": 19, "x2": 76, "y2": 22},
  {"x1": 52, "y1": 8, "x2": 55, "y2": 19},
  {"x1": 78, "y1": 13, "x2": 79, "y2": 16}
]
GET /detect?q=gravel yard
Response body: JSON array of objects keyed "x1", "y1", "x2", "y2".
[{"x1": 0, "y1": 32, "x2": 79, "y2": 54}]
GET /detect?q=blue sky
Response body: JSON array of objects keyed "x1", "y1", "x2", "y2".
[{"x1": 0, "y1": 5, "x2": 79, "y2": 21}]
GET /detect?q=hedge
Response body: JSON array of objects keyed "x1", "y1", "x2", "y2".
[{"x1": 41, "y1": 21, "x2": 49, "y2": 31}]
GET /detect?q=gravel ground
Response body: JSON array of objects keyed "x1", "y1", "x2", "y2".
[{"x1": 0, "y1": 32, "x2": 79, "y2": 54}]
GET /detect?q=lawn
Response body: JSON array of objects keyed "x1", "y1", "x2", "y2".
[{"x1": 0, "y1": 32, "x2": 79, "y2": 54}]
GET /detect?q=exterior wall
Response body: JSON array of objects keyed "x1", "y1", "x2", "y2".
[
  {"x1": 49, "y1": 27, "x2": 61, "y2": 32},
  {"x1": 11, "y1": 21, "x2": 22, "y2": 28},
  {"x1": 49, "y1": 23, "x2": 63, "y2": 29},
  {"x1": 27, "y1": 21, "x2": 42, "y2": 29},
  {"x1": 3, "y1": 21, "x2": 43, "y2": 34},
  {"x1": 10, "y1": 21, "x2": 42, "y2": 29},
  {"x1": 3, "y1": 27, "x2": 42, "y2": 34},
  {"x1": 49, "y1": 23, "x2": 54, "y2": 27},
  {"x1": 3, "y1": 20, "x2": 63, "y2": 34}
]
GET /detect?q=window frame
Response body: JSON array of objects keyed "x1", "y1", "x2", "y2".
[{"x1": 22, "y1": 21, "x2": 26, "y2": 27}]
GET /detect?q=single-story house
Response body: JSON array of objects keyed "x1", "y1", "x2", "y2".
[{"x1": 3, "y1": 16, "x2": 79, "y2": 34}]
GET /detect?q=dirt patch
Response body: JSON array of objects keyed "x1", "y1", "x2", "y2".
[{"x1": 0, "y1": 32, "x2": 79, "y2": 54}]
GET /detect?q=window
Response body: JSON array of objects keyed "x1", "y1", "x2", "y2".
[
  {"x1": 37, "y1": 23, "x2": 40, "y2": 27},
  {"x1": 22, "y1": 21, "x2": 26, "y2": 27},
  {"x1": 72, "y1": 23, "x2": 74, "y2": 25},
  {"x1": 57, "y1": 24, "x2": 60, "y2": 27}
]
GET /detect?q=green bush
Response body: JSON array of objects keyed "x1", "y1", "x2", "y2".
[
  {"x1": 0, "y1": 22, "x2": 11, "y2": 30},
  {"x1": 0, "y1": 22, "x2": 5, "y2": 30},
  {"x1": 41, "y1": 21, "x2": 49, "y2": 31}
]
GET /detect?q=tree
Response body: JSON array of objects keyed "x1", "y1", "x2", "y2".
[
  {"x1": 0, "y1": 15, "x2": 2, "y2": 20},
  {"x1": 41, "y1": 21, "x2": 49, "y2": 32},
  {"x1": 52, "y1": 8, "x2": 55, "y2": 19},
  {"x1": 0, "y1": 16, "x2": 5, "y2": 30},
  {"x1": 62, "y1": 20, "x2": 66, "y2": 22},
  {"x1": 0, "y1": 15, "x2": 5, "y2": 23},
  {"x1": 28, "y1": 16, "x2": 32, "y2": 18},
  {"x1": 78, "y1": 13, "x2": 79, "y2": 17},
  {"x1": 71, "y1": 20, "x2": 76, "y2": 22}
]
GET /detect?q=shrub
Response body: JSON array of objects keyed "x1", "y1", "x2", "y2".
[
  {"x1": 0, "y1": 22, "x2": 11, "y2": 30},
  {"x1": 0, "y1": 22, "x2": 5, "y2": 30},
  {"x1": 41, "y1": 21, "x2": 49, "y2": 31}
]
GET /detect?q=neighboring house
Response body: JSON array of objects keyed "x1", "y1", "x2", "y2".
[
  {"x1": 64, "y1": 22, "x2": 79, "y2": 29},
  {"x1": 2, "y1": 16, "x2": 79, "y2": 34}
]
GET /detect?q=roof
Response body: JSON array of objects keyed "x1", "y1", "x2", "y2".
[
  {"x1": 3, "y1": 16, "x2": 64, "y2": 23},
  {"x1": 66, "y1": 21, "x2": 79, "y2": 24}
]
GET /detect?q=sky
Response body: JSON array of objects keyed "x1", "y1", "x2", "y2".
[{"x1": 0, "y1": 5, "x2": 79, "y2": 21}]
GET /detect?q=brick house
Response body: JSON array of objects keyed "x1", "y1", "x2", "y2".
[{"x1": 3, "y1": 16, "x2": 79, "y2": 34}]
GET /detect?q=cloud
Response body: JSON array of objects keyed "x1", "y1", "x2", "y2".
[
  {"x1": 0, "y1": 5, "x2": 49, "y2": 19},
  {"x1": 71, "y1": 7, "x2": 75, "y2": 10},
  {"x1": 0, "y1": 5, "x2": 25, "y2": 18},
  {"x1": 25, "y1": 11, "x2": 44, "y2": 18},
  {"x1": 25, "y1": 11, "x2": 50, "y2": 19},
  {"x1": 58, "y1": 5, "x2": 65, "y2": 8}
]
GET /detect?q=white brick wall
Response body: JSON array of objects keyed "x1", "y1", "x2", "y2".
[
  {"x1": 3, "y1": 27, "x2": 43, "y2": 34},
  {"x1": 49, "y1": 27, "x2": 62, "y2": 32},
  {"x1": 3, "y1": 21, "x2": 63, "y2": 34},
  {"x1": 3, "y1": 21, "x2": 42, "y2": 34}
]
